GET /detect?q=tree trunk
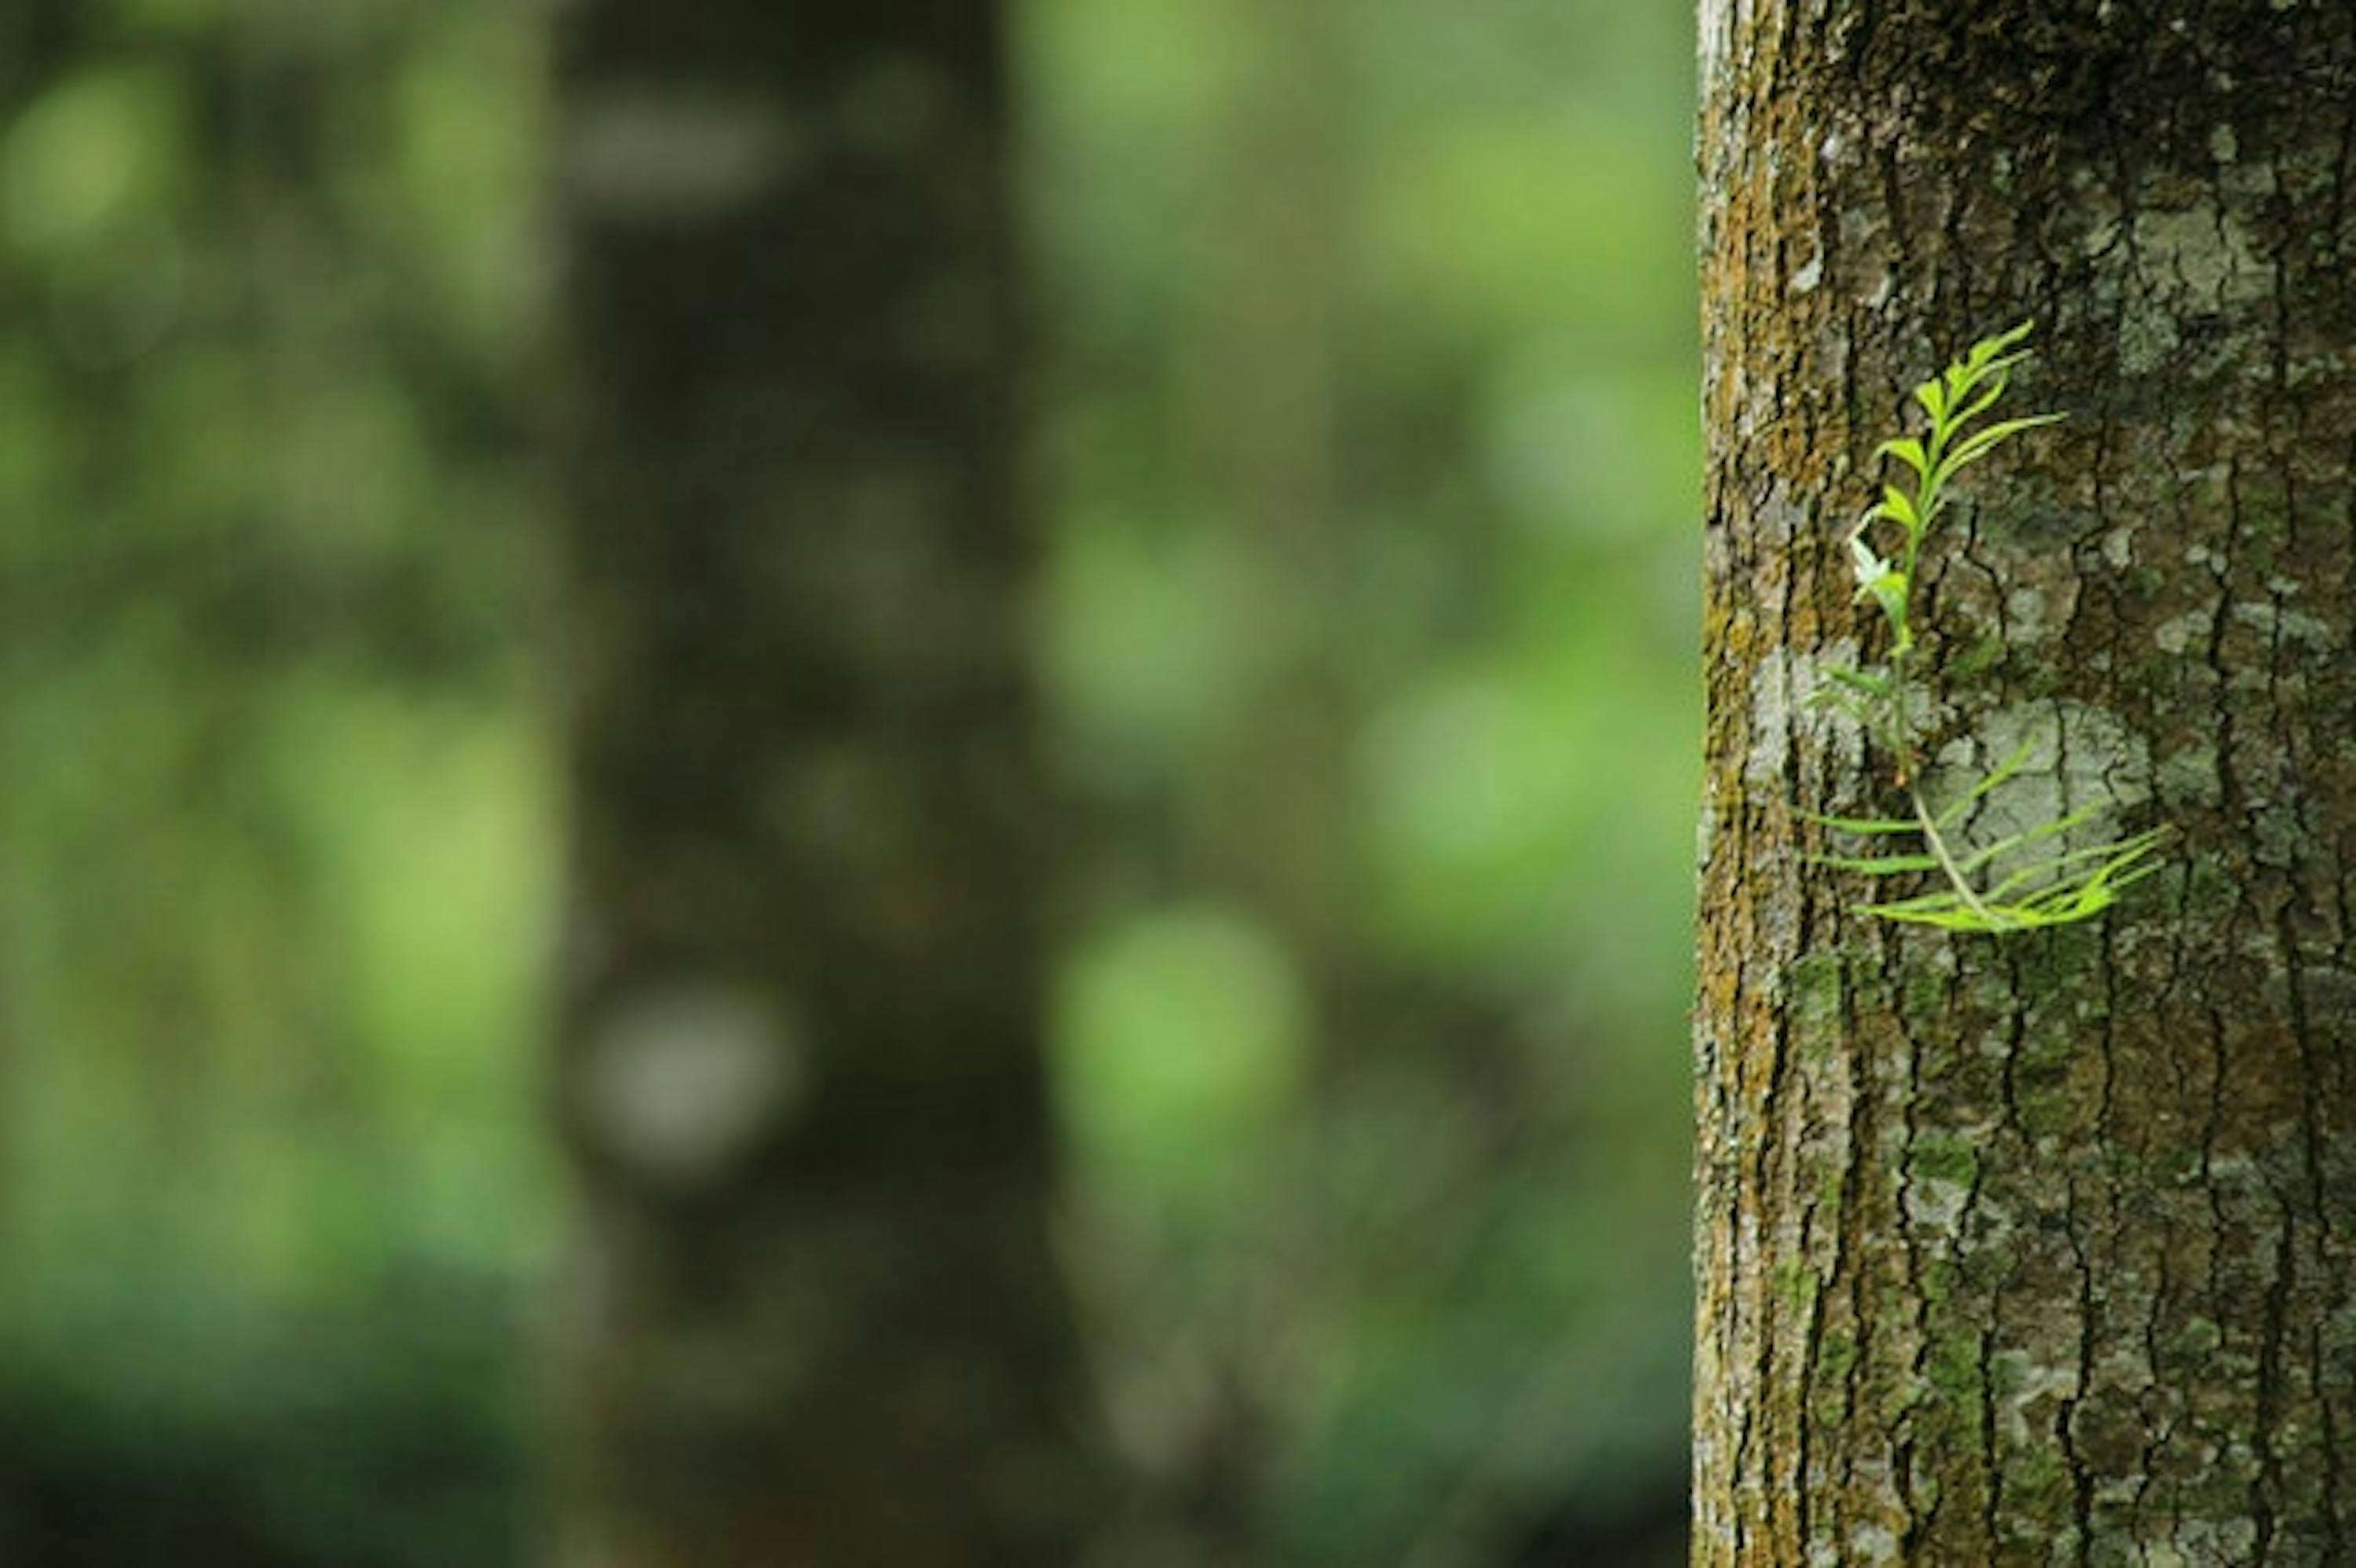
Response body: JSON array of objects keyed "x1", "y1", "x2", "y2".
[
  {"x1": 548, "y1": 5, "x2": 1102, "y2": 1563},
  {"x1": 1694, "y1": 4, "x2": 2356, "y2": 1563}
]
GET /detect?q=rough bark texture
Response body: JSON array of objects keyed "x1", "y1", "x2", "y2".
[
  {"x1": 549, "y1": 4, "x2": 1102, "y2": 1563},
  {"x1": 1695, "y1": 3, "x2": 2356, "y2": 1563}
]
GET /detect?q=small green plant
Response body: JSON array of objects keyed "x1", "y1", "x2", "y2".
[{"x1": 1805, "y1": 322, "x2": 2168, "y2": 933}]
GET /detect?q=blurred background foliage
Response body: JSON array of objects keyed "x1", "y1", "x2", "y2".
[{"x1": 0, "y1": 0, "x2": 1696, "y2": 1563}]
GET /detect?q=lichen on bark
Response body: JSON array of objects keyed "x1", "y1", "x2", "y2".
[{"x1": 1695, "y1": 3, "x2": 2356, "y2": 1563}]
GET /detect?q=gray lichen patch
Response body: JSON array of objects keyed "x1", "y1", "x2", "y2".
[
  {"x1": 2131, "y1": 207, "x2": 2269, "y2": 311},
  {"x1": 1748, "y1": 639, "x2": 1869, "y2": 794},
  {"x1": 2001, "y1": 585, "x2": 2058, "y2": 645},
  {"x1": 581, "y1": 982, "x2": 811, "y2": 1189},
  {"x1": 1744, "y1": 645, "x2": 1801, "y2": 793},
  {"x1": 1782, "y1": 949, "x2": 1853, "y2": 1074},
  {"x1": 1945, "y1": 505, "x2": 2083, "y2": 650},
  {"x1": 2118, "y1": 294, "x2": 2183, "y2": 377},
  {"x1": 1696, "y1": 0, "x2": 1732, "y2": 86},
  {"x1": 2230, "y1": 598, "x2": 2339, "y2": 653},
  {"x1": 2154, "y1": 609, "x2": 2215, "y2": 654},
  {"x1": 2155, "y1": 746, "x2": 2224, "y2": 810},
  {"x1": 564, "y1": 88, "x2": 806, "y2": 221},
  {"x1": 1930, "y1": 698, "x2": 2153, "y2": 854},
  {"x1": 1903, "y1": 1173, "x2": 1972, "y2": 1236},
  {"x1": 1843, "y1": 1523, "x2": 1902, "y2": 1565},
  {"x1": 1988, "y1": 1349, "x2": 2079, "y2": 1448}
]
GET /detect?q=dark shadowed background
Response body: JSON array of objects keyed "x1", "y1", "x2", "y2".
[{"x1": 0, "y1": 0, "x2": 1697, "y2": 1563}]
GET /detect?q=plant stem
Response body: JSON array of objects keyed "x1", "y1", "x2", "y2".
[
  {"x1": 1909, "y1": 784, "x2": 2011, "y2": 930},
  {"x1": 1889, "y1": 646, "x2": 1914, "y2": 785}
]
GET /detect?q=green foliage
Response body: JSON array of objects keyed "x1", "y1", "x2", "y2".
[
  {"x1": 0, "y1": 2, "x2": 551, "y2": 1559},
  {"x1": 1809, "y1": 324, "x2": 2168, "y2": 933},
  {"x1": 1031, "y1": 0, "x2": 1696, "y2": 1556}
]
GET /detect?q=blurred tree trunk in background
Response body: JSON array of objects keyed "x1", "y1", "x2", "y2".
[
  {"x1": 549, "y1": 2, "x2": 1102, "y2": 1562},
  {"x1": 1695, "y1": 2, "x2": 2356, "y2": 1562}
]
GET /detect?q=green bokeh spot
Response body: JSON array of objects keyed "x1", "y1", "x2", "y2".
[
  {"x1": 4, "y1": 68, "x2": 179, "y2": 253},
  {"x1": 1055, "y1": 905, "x2": 1307, "y2": 1182}
]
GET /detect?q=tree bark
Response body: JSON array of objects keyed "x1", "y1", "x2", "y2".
[
  {"x1": 549, "y1": 4, "x2": 1102, "y2": 1563},
  {"x1": 1695, "y1": 4, "x2": 2356, "y2": 1563}
]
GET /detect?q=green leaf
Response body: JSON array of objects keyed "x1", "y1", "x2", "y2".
[
  {"x1": 1809, "y1": 851, "x2": 1942, "y2": 875},
  {"x1": 1944, "y1": 376, "x2": 2010, "y2": 434},
  {"x1": 1978, "y1": 833, "x2": 2153, "y2": 903},
  {"x1": 1875, "y1": 437, "x2": 1930, "y2": 480},
  {"x1": 1795, "y1": 807, "x2": 1916, "y2": 835},
  {"x1": 1824, "y1": 664, "x2": 1891, "y2": 697},
  {"x1": 1977, "y1": 319, "x2": 2039, "y2": 360},
  {"x1": 1938, "y1": 412, "x2": 2065, "y2": 478},
  {"x1": 1999, "y1": 800, "x2": 2113, "y2": 851},
  {"x1": 1954, "y1": 322, "x2": 2038, "y2": 385},
  {"x1": 1875, "y1": 484, "x2": 1922, "y2": 533},
  {"x1": 1858, "y1": 890, "x2": 1974, "y2": 919},
  {"x1": 1860, "y1": 571, "x2": 1909, "y2": 630}
]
